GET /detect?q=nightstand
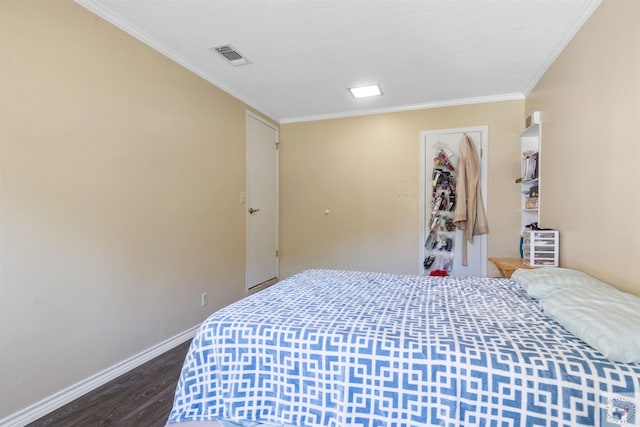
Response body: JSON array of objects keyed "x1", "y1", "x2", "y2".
[{"x1": 489, "y1": 257, "x2": 536, "y2": 279}]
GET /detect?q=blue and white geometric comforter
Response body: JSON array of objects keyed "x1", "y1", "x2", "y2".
[{"x1": 168, "y1": 269, "x2": 640, "y2": 426}]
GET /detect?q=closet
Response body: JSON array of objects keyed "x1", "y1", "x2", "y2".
[{"x1": 420, "y1": 126, "x2": 488, "y2": 277}]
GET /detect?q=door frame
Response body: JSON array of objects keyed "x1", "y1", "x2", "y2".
[
  {"x1": 419, "y1": 126, "x2": 489, "y2": 276},
  {"x1": 245, "y1": 111, "x2": 279, "y2": 290}
]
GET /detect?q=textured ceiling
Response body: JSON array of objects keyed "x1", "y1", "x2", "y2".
[{"x1": 74, "y1": 0, "x2": 602, "y2": 123}]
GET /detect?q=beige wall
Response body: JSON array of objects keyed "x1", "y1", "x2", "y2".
[
  {"x1": 0, "y1": 0, "x2": 259, "y2": 418},
  {"x1": 279, "y1": 101, "x2": 525, "y2": 278},
  {"x1": 526, "y1": 0, "x2": 639, "y2": 296}
]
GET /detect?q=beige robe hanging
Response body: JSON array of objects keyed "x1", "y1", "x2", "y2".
[{"x1": 453, "y1": 134, "x2": 488, "y2": 266}]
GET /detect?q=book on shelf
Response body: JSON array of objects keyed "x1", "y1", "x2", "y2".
[{"x1": 523, "y1": 152, "x2": 538, "y2": 181}]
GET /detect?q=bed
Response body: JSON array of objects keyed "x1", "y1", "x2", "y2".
[{"x1": 167, "y1": 269, "x2": 640, "y2": 427}]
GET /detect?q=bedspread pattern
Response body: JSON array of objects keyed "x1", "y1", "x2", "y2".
[{"x1": 168, "y1": 269, "x2": 640, "y2": 426}]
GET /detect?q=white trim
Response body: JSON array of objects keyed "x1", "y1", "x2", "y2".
[
  {"x1": 75, "y1": 0, "x2": 595, "y2": 125},
  {"x1": 72, "y1": 0, "x2": 278, "y2": 123},
  {"x1": 280, "y1": 93, "x2": 524, "y2": 124},
  {"x1": 522, "y1": 0, "x2": 603, "y2": 95},
  {"x1": 419, "y1": 138, "x2": 427, "y2": 274},
  {"x1": 246, "y1": 111, "x2": 279, "y2": 133},
  {"x1": 0, "y1": 325, "x2": 199, "y2": 427},
  {"x1": 72, "y1": 0, "x2": 598, "y2": 125},
  {"x1": 72, "y1": 0, "x2": 526, "y2": 126},
  {"x1": 419, "y1": 126, "x2": 489, "y2": 276}
]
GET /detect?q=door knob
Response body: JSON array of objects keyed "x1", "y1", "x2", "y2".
[{"x1": 249, "y1": 208, "x2": 260, "y2": 214}]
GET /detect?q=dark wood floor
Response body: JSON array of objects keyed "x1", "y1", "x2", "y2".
[{"x1": 27, "y1": 340, "x2": 191, "y2": 427}]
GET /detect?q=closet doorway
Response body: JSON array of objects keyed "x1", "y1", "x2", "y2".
[{"x1": 419, "y1": 126, "x2": 488, "y2": 277}]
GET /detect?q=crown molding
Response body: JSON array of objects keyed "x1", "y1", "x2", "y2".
[
  {"x1": 280, "y1": 93, "x2": 525, "y2": 124},
  {"x1": 522, "y1": 0, "x2": 603, "y2": 96},
  {"x1": 73, "y1": 0, "x2": 279, "y2": 123}
]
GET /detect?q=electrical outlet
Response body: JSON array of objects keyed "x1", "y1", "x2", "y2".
[{"x1": 201, "y1": 292, "x2": 208, "y2": 307}]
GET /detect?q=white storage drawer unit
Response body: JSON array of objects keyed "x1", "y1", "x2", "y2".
[{"x1": 522, "y1": 230, "x2": 559, "y2": 266}]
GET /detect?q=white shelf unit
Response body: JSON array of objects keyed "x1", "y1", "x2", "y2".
[
  {"x1": 519, "y1": 122, "x2": 540, "y2": 230},
  {"x1": 522, "y1": 229, "x2": 559, "y2": 266}
]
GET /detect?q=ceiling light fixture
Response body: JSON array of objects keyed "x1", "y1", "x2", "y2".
[{"x1": 348, "y1": 84, "x2": 382, "y2": 98}]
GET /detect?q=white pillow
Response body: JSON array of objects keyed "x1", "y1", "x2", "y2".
[
  {"x1": 511, "y1": 267, "x2": 610, "y2": 299},
  {"x1": 540, "y1": 285, "x2": 640, "y2": 363}
]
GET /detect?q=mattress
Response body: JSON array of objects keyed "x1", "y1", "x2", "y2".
[{"x1": 167, "y1": 269, "x2": 640, "y2": 426}]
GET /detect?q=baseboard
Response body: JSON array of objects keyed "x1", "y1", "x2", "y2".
[{"x1": 0, "y1": 324, "x2": 200, "y2": 427}]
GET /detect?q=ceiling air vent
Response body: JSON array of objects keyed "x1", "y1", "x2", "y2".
[{"x1": 212, "y1": 44, "x2": 250, "y2": 66}]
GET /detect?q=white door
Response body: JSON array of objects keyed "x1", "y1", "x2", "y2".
[
  {"x1": 246, "y1": 113, "x2": 279, "y2": 289},
  {"x1": 420, "y1": 126, "x2": 488, "y2": 277}
]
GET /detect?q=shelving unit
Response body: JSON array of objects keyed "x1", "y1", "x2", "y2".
[
  {"x1": 518, "y1": 121, "x2": 540, "y2": 230},
  {"x1": 517, "y1": 112, "x2": 560, "y2": 267}
]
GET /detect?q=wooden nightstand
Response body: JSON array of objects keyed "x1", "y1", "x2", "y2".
[{"x1": 488, "y1": 257, "x2": 536, "y2": 278}]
